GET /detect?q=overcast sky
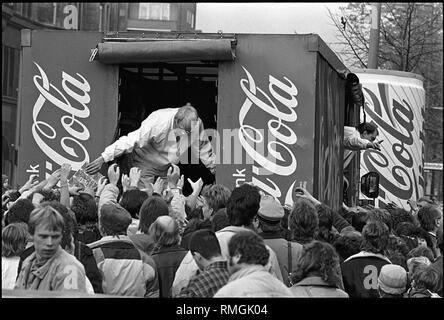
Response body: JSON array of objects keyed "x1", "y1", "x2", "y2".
[{"x1": 196, "y1": 2, "x2": 348, "y2": 59}]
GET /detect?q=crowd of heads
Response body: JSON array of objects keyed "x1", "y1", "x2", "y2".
[{"x1": 1, "y1": 166, "x2": 442, "y2": 298}]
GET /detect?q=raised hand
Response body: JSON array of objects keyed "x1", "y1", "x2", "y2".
[
  {"x1": 69, "y1": 186, "x2": 83, "y2": 196},
  {"x1": 19, "y1": 174, "x2": 40, "y2": 194},
  {"x1": 152, "y1": 177, "x2": 165, "y2": 195},
  {"x1": 45, "y1": 169, "x2": 62, "y2": 190},
  {"x1": 294, "y1": 187, "x2": 320, "y2": 205},
  {"x1": 85, "y1": 156, "x2": 105, "y2": 175},
  {"x1": 177, "y1": 175, "x2": 184, "y2": 190},
  {"x1": 107, "y1": 163, "x2": 120, "y2": 186},
  {"x1": 60, "y1": 163, "x2": 72, "y2": 181},
  {"x1": 129, "y1": 167, "x2": 142, "y2": 187},
  {"x1": 96, "y1": 176, "x2": 108, "y2": 197},
  {"x1": 167, "y1": 164, "x2": 180, "y2": 188},
  {"x1": 121, "y1": 174, "x2": 131, "y2": 192},
  {"x1": 187, "y1": 177, "x2": 203, "y2": 194}
]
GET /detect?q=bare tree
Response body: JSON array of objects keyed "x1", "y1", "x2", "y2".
[{"x1": 329, "y1": 2, "x2": 443, "y2": 162}]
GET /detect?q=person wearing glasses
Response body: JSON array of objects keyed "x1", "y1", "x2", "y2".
[{"x1": 85, "y1": 103, "x2": 216, "y2": 189}]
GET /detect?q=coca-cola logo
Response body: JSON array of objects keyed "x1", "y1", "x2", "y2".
[
  {"x1": 361, "y1": 80, "x2": 424, "y2": 207},
  {"x1": 32, "y1": 62, "x2": 91, "y2": 170},
  {"x1": 238, "y1": 66, "x2": 299, "y2": 205}
]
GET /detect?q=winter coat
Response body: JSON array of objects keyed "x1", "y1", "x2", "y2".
[
  {"x1": 88, "y1": 235, "x2": 157, "y2": 297},
  {"x1": 152, "y1": 244, "x2": 188, "y2": 298}
]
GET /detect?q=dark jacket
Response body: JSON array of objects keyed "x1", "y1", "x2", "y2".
[
  {"x1": 341, "y1": 251, "x2": 391, "y2": 298},
  {"x1": 74, "y1": 240, "x2": 103, "y2": 293},
  {"x1": 152, "y1": 245, "x2": 188, "y2": 298},
  {"x1": 18, "y1": 242, "x2": 103, "y2": 294},
  {"x1": 76, "y1": 223, "x2": 101, "y2": 245},
  {"x1": 258, "y1": 231, "x2": 303, "y2": 287}
]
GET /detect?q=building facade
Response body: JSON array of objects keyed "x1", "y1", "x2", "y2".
[{"x1": 2, "y1": 3, "x2": 196, "y2": 187}]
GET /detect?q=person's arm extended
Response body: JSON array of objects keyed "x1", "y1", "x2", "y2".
[
  {"x1": 101, "y1": 115, "x2": 157, "y2": 163},
  {"x1": 343, "y1": 126, "x2": 369, "y2": 151},
  {"x1": 98, "y1": 164, "x2": 120, "y2": 212},
  {"x1": 59, "y1": 164, "x2": 72, "y2": 208}
]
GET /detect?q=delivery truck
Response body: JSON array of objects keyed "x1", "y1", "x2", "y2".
[
  {"x1": 16, "y1": 29, "x2": 374, "y2": 211},
  {"x1": 354, "y1": 69, "x2": 426, "y2": 211}
]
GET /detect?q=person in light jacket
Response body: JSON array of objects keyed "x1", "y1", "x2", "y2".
[{"x1": 214, "y1": 231, "x2": 293, "y2": 297}]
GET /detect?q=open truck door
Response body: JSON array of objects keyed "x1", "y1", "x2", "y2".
[{"x1": 17, "y1": 30, "x2": 119, "y2": 185}]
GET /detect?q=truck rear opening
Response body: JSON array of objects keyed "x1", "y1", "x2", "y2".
[{"x1": 118, "y1": 62, "x2": 218, "y2": 194}]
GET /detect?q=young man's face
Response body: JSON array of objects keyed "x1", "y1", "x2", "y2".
[{"x1": 33, "y1": 223, "x2": 62, "y2": 260}]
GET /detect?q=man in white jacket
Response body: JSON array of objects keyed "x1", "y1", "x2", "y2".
[{"x1": 85, "y1": 104, "x2": 215, "y2": 188}]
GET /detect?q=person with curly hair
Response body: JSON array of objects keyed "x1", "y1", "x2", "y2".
[
  {"x1": 214, "y1": 231, "x2": 293, "y2": 297},
  {"x1": 71, "y1": 193, "x2": 101, "y2": 245},
  {"x1": 315, "y1": 204, "x2": 340, "y2": 245},
  {"x1": 289, "y1": 198, "x2": 319, "y2": 245},
  {"x1": 290, "y1": 241, "x2": 348, "y2": 297},
  {"x1": 333, "y1": 233, "x2": 363, "y2": 263}
]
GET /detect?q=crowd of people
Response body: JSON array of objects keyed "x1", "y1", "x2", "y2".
[
  {"x1": 1, "y1": 105, "x2": 442, "y2": 298},
  {"x1": 1, "y1": 161, "x2": 442, "y2": 298}
]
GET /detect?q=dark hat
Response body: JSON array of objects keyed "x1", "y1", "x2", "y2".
[
  {"x1": 257, "y1": 195, "x2": 284, "y2": 223},
  {"x1": 378, "y1": 264, "x2": 407, "y2": 295},
  {"x1": 100, "y1": 203, "x2": 132, "y2": 234}
]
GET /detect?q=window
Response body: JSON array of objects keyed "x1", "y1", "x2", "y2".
[
  {"x1": 34, "y1": 3, "x2": 57, "y2": 26},
  {"x1": 2, "y1": 45, "x2": 20, "y2": 99},
  {"x1": 138, "y1": 3, "x2": 170, "y2": 20},
  {"x1": 186, "y1": 10, "x2": 195, "y2": 28}
]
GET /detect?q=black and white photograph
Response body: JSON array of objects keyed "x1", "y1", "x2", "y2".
[{"x1": 1, "y1": 2, "x2": 442, "y2": 313}]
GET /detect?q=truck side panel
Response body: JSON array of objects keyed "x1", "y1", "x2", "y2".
[
  {"x1": 216, "y1": 34, "x2": 317, "y2": 206},
  {"x1": 17, "y1": 30, "x2": 119, "y2": 185}
]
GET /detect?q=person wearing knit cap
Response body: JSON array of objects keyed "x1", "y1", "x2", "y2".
[
  {"x1": 377, "y1": 264, "x2": 407, "y2": 298},
  {"x1": 256, "y1": 195, "x2": 303, "y2": 287},
  {"x1": 88, "y1": 203, "x2": 158, "y2": 296}
]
